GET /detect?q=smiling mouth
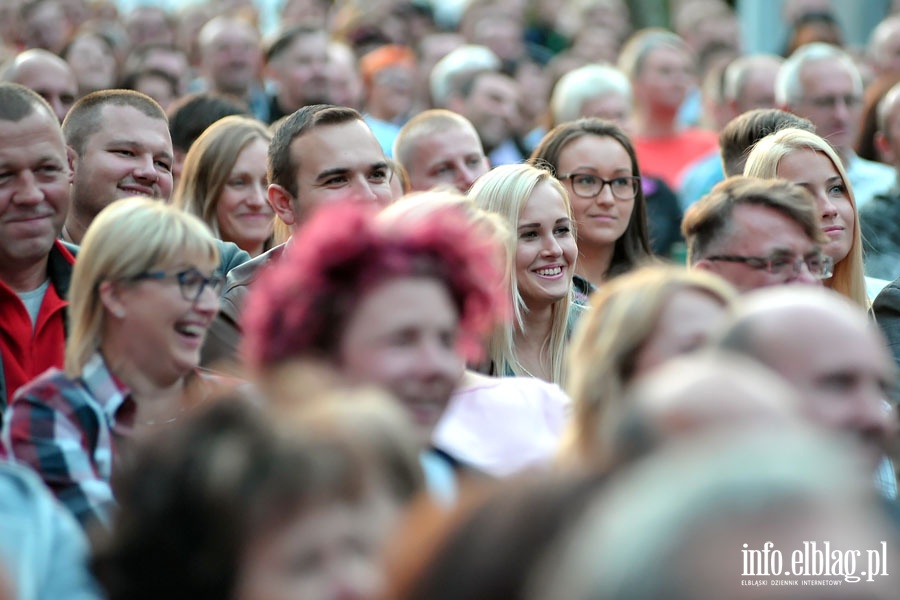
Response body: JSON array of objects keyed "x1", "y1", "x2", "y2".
[{"x1": 535, "y1": 266, "x2": 563, "y2": 277}]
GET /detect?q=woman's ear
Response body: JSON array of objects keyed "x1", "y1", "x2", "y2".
[{"x1": 99, "y1": 280, "x2": 127, "y2": 319}]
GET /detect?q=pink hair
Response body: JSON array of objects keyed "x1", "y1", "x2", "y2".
[{"x1": 242, "y1": 201, "x2": 507, "y2": 370}]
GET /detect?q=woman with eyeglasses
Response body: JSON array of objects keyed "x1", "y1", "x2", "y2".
[
  {"x1": 744, "y1": 127, "x2": 870, "y2": 308},
  {"x1": 529, "y1": 118, "x2": 653, "y2": 302},
  {"x1": 3, "y1": 197, "x2": 223, "y2": 530}
]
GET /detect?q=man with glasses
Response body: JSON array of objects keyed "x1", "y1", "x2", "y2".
[
  {"x1": 682, "y1": 176, "x2": 829, "y2": 292},
  {"x1": 776, "y1": 42, "x2": 893, "y2": 207}
]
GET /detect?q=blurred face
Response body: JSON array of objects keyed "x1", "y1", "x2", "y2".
[
  {"x1": 880, "y1": 96, "x2": 900, "y2": 168},
  {"x1": 405, "y1": 124, "x2": 489, "y2": 192},
  {"x1": 12, "y1": 57, "x2": 78, "y2": 123},
  {"x1": 112, "y1": 259, "x2": 220, "y2": 383},
  {"x1": 367, "y1": 66, "x2": 415, "y2": 121},
  {"x1": 236, "y1": 499, "x2": 389, "y2": 600},
  {"x1": 699, "y1": 204, "x2": 822, "y2": 292},
  {"x1": 23, "y1": 0, "x2": 71, "y2": 54},
  {"x1": 734, "y1": 63, "x2": 780, "y2": 113},
  {"x1": 515, "y1": 181, "x2": 577, "y2": 309},
  {"x1": 70, "y1": 104, "x2": 174, "y2": 218},
  {"x1": 632, "y1": 289, "x2": 728, "y2": 378},
  {"x1": 578, "y1": 93, "x2": 632, "y2": 132},
  {"x1": 268, "y1": 32, "x2": 330, "y2": 110},
  {"x1": 0, "y1": 108, "x2": 70, "y2": 286},
  {"x1": 338, "y1": 277, "x2": 463, "y2": 445},
  {"x1": 65, "y1": 34, "x2": 118, "y2": 94},
  {"x1": 216, "y1": 138, "x2": 273, "y2": 256},
  {"x1": 202, "y1": 21, "x2": 261, "y2": 96},
  {"x1": 287, "y1": 120, "x2": 394, "y2": 218},
  {"x1": 634, "y1": 46, "x2": 694, "y2": 111},
  {"x1": 761, "y1": 312, "x2": 896, "y2": 465},
  {"x1": 775, "y1": 149, "x2": 854, "y2": 264},
  {"x1": 794, "y1": 59, "x2": 861, "y2": 152},
  {"x1": 555, "y1": 134, "x2": 635, "y2": 250},
  {"x1": 461, "y1": 72, "x2": 521, "y2": 153}
]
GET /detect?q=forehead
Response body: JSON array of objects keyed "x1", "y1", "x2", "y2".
[
  {"x1": 641, "y1": 45, "x2": 691, "y2": 71},
  {"x1": 799, "y1": 59, "x2": 856, "y2": 94},
  {"x1": 726, "y1": 204, "x2": 813, "y2": 252},
  {"x1": 472, "y1": 73, "x2": 518, "y2": 96},
  {"x1": 350, "y1": 277, "x2": 459, "y2": 330},
  {"x1": 0, "y1": 109, "x2": 66, "y2": 155},
  {"x1": 292, "y1": 119, "x2": 383, "y2": 174},
  {"x1": 520, "y1": 181, "x2": 567, "y2": 219},
  {"x1": 15, "y1": 61, "x2": 77, "y2": 92},
  {"x1": 90, "y1": 104, "x2": 172, "y2": 149},
  {"x1": 418, "y1": 125, "x2": 482, "y2": 160},
  {"x1": 558, "y1": 134, "x2": 631, "y2": 167}
]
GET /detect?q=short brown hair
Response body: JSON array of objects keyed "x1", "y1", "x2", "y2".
[
  {"x1": 62, "y1": 89, "x2": 167, "y2": 155},
  {"x1": 682, "y1": 176, "x2": 824, "y2": 264},
  {"x1": 718, "y1": 109, "x2": 814, "y2": 176}
]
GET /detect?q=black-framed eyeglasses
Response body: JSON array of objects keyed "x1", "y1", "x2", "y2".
[
  {"x1": 556, "y1": 173, "x2": 641, "y2": 200},
  {"x1": 132, "y1": 268, "x2": 225, "y2": 302},
  {"x1": 705, "y1": 253, "x2": 834, "y2": 280}
]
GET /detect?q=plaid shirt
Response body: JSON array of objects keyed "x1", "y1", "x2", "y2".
[{"x1": 2, "y1": 353, "x2": 135, "y2": 530}]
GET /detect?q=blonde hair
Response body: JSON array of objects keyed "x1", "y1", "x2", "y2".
[
  {"x1": 563, "y1": 265, "x2": 737, "y2": 466},
  {"x1": 173, "y1": 115, "x2": 274, "y2": 252},
  {"x1": 467, "y1": 163, "x2": 573, "y2": 384},
  {"x1": 65, "y1": 197, "x2": 220, "y2": 376},
  {"x1": 743, "y1": 128, "x2": 868, "y2": 309}
]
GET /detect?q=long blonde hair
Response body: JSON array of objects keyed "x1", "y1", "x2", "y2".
[
  {"x1": 467, "y1": 163, "x2": 573, "y2": 384},
  {"x1": 563, "y1": 265, "x2": 737, "y2": 466},
  {"x1": 743, "y1": 127, "x2": 868, "y2": 308},
  {"x1": 65, "y1": 198, "x2": 219, "y2": 376}
]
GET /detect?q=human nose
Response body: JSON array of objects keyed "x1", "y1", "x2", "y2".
[
  {"x1": 455, "y1": 162, "x2": 477, "y2": 191},
  {"x1": 12, "y1": 170, "x2": 43, "y2": 205},
  {"x1": 192, "y1": 282, "x2": 221, "y2": 315},
  {"x1": 247, "y1": 182, "x2": 267, "y2": 208},
  {"x1": 816, "y1": 192, "x2": 839, "y2": 219},
  {"x1": 594, "y1": 181, "x2": 616, "y2": 205},
  {"x1": 789, "y1": 258, "x2": 820, "y2": 285},
  {"x1": 132, "y1": 154, "x2": 159, "y2": 182}
]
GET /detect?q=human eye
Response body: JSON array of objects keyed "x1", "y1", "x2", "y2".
[
  {"x1": 178, "y1": 269, "x2": 204, "y2": 290},
  {"x1": 611, "y1": 177, "x2": 633, "y2": 192},
  {"x1": 519, "y1": 229, "x2": 539, "y2": 240},
  {"x1": 368, "y1": 168, "x2": 389, "y2": 183},
  {"x1": 767, "y1": 256, "x2": 793, "y2": 272},
  {"x1": 155, "y1": 159, "x2": 172, "y2": 172},
  {"x1": 432, "y1": 164, "x2": 453, "y2": 177},
  {"x1": 228, "y1": 175, "x2": 248, "y2": 187},
  {"x1": 554, "y1": 224, "x2": 572, "y2": 236},
  {"x1": 465, "y1": 155, "x2": 483, "y2": 167},
  {"x1": 827, "y1": 183, "x2": 847, "y2": 197},
  {"x1": 112, "y1": 148, "x2": 135, "y2": 157},
  {"x1": 572, "y1": 174, "x2": 597, "y2": 186},
  {"x1": 322, "y1": 175, "x2": 349, "y2": 187}
]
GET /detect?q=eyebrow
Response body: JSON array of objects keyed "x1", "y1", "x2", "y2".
[
  {"x1": 107, "y1": 139, "x2": 174, "y2": 164},
  {"x1": 517, "y1": 217, "x2": 571, "y2": 230},
  {"x1": 315, "y1": 161, "x2": 389, "y2": 182}
]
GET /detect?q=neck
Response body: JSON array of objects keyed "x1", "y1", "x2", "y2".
[
  {"x1": 635, "y1": 106, "x2": 680, "y2": 138},
  {"x1": 575, "y1": 242, "x2": 614, "y2": 287},
  {"x1": 514, "y1": 303, "x2": 555, "y2": 380},
  {"x1": 63, "y1": 209, "x2": 93, "y2": 245},
  {"x1": 0, "y1": 257, "x2": 50, "y2": 293},
  {"x1": 100, "y1": 340, "x2": 187, "y2": 410}
]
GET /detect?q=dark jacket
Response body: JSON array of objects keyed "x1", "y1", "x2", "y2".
[{"x1": 201, "y1": 244, "x2": 285, "y2": 369}]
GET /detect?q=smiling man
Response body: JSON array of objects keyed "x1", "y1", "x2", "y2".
[
  {"x1": 61, "y1": 90, "x2": 174, "y2": 245},
  {"x1": 0, "y1": 83, "x2": 73, "y2": 409}
]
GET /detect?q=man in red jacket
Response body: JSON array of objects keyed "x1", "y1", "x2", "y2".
[{"x1": 0, "y1": 83, "x2": 74, "y2": 410}]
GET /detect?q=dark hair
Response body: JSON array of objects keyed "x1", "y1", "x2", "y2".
[
  {"x1": 166, "y1": 92, "x2": 248, "y2": 153},
  {"x1": 242, "y1": 200, "x2": 507, "y2": 370},
  {"x1": 267, "y1": 103, "x2": 362, "y2": 197},
  {"x1": 62, "y1": 89, "x2": 167, "y2": 155},
  {"x1": 528, "y1": 118, "x2": 652, "y2": 279},
  {"x1": 856, "y1": 73, "x2": 900, "y2": 160},
  {"x1": 0, "y1": 82, "x2": 56, "y2": 121},
  {"x1": 718, "y1": 108, "x2": 815, "y2": 176},
  {"x1": 92, "y1": 396, "x2": 368, "y2": 600},
  {"x1": 681, "y1": 176, "x2": 824, "y2": 264},
  {"x1": 119, "y1": 68, "x2": 179, "y2": 99},
  {"x1": 264, "y1": 24, "x2": 327, "y2": 63}
]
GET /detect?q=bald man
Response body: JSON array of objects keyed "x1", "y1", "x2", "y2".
[
  {"x1": 1, "y1": 49, "x2": 78, "y2": 122},
  {"x1": 719, "y1": 287, "x2": 898, "y2": 496}
]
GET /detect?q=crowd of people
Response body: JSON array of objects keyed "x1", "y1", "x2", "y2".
[{"x1": 3, "y1": 0, "x2": 900, "y2": 598}]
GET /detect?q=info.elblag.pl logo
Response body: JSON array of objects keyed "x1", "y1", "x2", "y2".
[{"x1": 741, "y1": 541, "x2": 889, "y2": 586}]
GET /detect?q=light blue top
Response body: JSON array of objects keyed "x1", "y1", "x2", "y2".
[
  {"x1": 0, "y1": 462, "x2": 102, "y2": 600},
  {"x1": 678, "y1": 150, "x2": 725, "y2": 212},
  {"x1": 846, "y1": 153, "x2": 895, "y2": 209}
]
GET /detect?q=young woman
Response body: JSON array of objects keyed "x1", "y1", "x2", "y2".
[
  {"x1": 744, "y1": 127, "x2": 869, "y2": 307},
  {"x1": 467, "y1": 163, "x2": 577, "y2": 384},
  {"x1": 529, "y1": 118, "x2": 653, "y2": 301},
  {"x1": 4, "y1": 198, "x2": 222, "y2": 528},
  {"x1": 174, "y1": 115, "x2": 275, "y2": 257}
]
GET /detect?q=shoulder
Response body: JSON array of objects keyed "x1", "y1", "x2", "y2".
[
  {"x1": 12, "y1": 368, "x2": 80, "y2": 406},
  {"x1": 223, "y1": 244, "x2": 285, "y2": 293},
  {"x1": 216, "y1": 240, "x2": 251, "y2": 274}
]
